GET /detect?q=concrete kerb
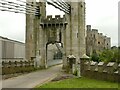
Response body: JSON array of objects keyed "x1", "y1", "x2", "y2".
[{"x1": 35, "y1": 73, "x2": 60, "y2": 88}]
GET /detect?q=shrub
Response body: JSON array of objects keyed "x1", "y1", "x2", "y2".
[
  {"x1": 91, "y1": 52, "x2": 99, "y2": 62},
  {"x1": 90, "y1": 47, "x2": 120, "y2": 63}
]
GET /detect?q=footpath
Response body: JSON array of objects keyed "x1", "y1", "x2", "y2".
[{"x1": 2, "y1": 64, "x2": 62, "y2": 89}]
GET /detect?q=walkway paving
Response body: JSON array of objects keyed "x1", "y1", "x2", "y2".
[
  {"x1": 47, "y1": 59, "x2": 62, "y2": 67},
  {"x1": 2, "y1": 64, "x2": 62, "y2": 89}
]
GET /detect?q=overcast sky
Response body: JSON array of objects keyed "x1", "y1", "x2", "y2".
[{"x1": 0, "y1": 0, "x2": 119, "y2": 46}]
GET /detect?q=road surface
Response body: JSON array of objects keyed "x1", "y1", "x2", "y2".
[{"x1": 2, "y1": 64, "x2": 62, "y2": 89}]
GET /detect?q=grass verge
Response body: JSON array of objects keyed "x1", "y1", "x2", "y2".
[{"x1": 37, "y1": 77, "x2": 119, "y2": 88}]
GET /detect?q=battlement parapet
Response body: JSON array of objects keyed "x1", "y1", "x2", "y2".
[
  {"x1": 86, "y1": 25, "x2": 91, "y2": 31},
  {"x1": 84, "y1": 61, "x2": 119, "y2": 74},
  {"x1": 98, "y1": 33, "x2": 103, "y2": 36},
  {"x1": 107, "y1": 37, "x2": 111, "y2": 40},
  {"x1": 41, "y1": 15, "x2": 67, "y2": 25},
  {"x1": 90, "y1": 61, "x2": 98, "y2": 71},
  {"x1": 2, "y1": 60, "x2": 34, "y2": 75},
  {"x1": 92, "y1": 29, "x2": 98, "y2": 32},
  {"x1": 81, "y1": 60, "x2": 119, "y2": 82}
]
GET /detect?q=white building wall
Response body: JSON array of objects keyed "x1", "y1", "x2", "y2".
[
  {"x1": 0, "y1": 38, "x2": 2, "y2": 59},
  {"x1": 14, "y1": 43, "x2": 25, "y2": 58}
]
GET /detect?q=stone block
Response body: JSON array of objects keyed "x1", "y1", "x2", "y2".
[
  {"x1": 106, "y1": 62, "x2": 118, "y2": 74},
  {"x1": 10, "y1": 61, "x2": 16, "y2": 67},
  {"x1": 42, "y1": 15, "x2": 66, "y2": 25},
  {"x1": 55, "y1": 15, "x2": 60, "y2": 20},
  {"x1": 114, "y1": 71, "x2": 118, "y2": 74},
  {"x1": 47, "y1": 15, "x2": 52, "y2": 20},
  {"x1": 90, "y1": 61, "x2": 98, "y2": 71},
  {"x1": 16, "y1": 61, "x2": 22, "y2": 67},
  {"x1": 67, "y1": 55, "x2": 76, "y2": 73},
  {"x1": 84, "y1": 61, "x2": 90, "y2": 70},
  {"x1": 118, "y1": 63, "x2": 120, "y2": 75},
  {"x1": 4, "y1": 61, "x2": 10, "y2": 68},
  {"x1": 98, "y1": 62, "x2": 105, "y2": 72}
]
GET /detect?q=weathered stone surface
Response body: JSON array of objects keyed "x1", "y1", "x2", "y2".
[
  {"x1": 86, "y1": 25, "x2": 111, "y2": 56},
  {"x1": 90, "y1": 61, "x2": 98, "y2": 66},
  {"x1": 98, "y1": 62, "x2": 104, "y2": 66},
  {"x1": 107, "y1": 62, "x2": 115, "y2": 67},
  {"x1": 98, "y1": 62, "x2": 105, "y2": 72},
  {"x1": 90, "y1": 61, "x2": 98, "y2": 71},
  {"x1": 26, "y1": 1, "x2": 86, "y2": 69},
  {"x1": 106, "y1": 62, "x2": 118, "y2": 74},
  {"x1": 118, "y1": 63, "x2": 120, "y2": 74}
]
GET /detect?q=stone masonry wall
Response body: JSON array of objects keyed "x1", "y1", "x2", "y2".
[
  {"x1": 81, "y1": 59, "x2": 119, "y2": 82},
  {"x1": 86, "y1": 25, "x2": 111, "y2": 56}
]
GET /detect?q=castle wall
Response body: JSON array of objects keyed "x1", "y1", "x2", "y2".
[
  {"x1": 86, "y1": 25, "x2": 111, "y2": 56},
  {"x1": 81, "y1": 60, "x2": 119, "y2": 82}
]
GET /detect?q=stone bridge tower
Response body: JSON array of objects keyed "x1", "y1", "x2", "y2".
[
  {"x1": 25, "y1": 0, "x2": 46, "y2": 66},
  {"x1": 63, "y1": 1, "x2": 86, "y2": 68},
  {"x1": 26, "y1": 0, "x2": 86, "y2": 68}
]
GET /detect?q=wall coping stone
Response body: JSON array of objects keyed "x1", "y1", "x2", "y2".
[
  {"x1": 95, "y1": 68, "x2": 98, "y2": 71},
  {"x1": 84, "y1": 61, "x2": 89, "y2": 64},
  {"x1": 98, "y1": 62, "x2": 104, "y2": 66},
  {"x1": 118, "y1": 64, "x2": 120, "y2": 67},
  {"x1": 67, "y1": 55, "x2": 76, "y2": 59},
  {"x1": 107, "y1": 62, "x2": 115, "y2": 67},
  {"x1": 103, "y1": 70, "x2": 107, "y2": 73},
  {"x1": 114, "y1": 71, "x2": 118, "y2": 74},
  {"x1": 90, "y1": 61, "x2": 97, "y2": 66},
  {"x1": 81, "y1": 54, "x2": 90, "y2": 59}
]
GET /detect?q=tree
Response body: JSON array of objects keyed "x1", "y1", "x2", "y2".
[
  {"x1": 90, "y1": 47, "x2": 120, "y2": 63},
  {"x1": 99, "y1": 49, "x2": 114, "y2": 62},
  {"x1": 91, "y1": 50, "x2": 99, "y2": 62},
  {"x1": 98, "y1": 48, "x2": 120, "y2": 63}
]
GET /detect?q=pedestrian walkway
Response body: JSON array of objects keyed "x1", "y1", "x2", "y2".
[
  {"x1": 47, "y1": 59, "x2": 62, "y2": 67},
  {"x1": 2, "y1": 64, "x2": 62, "y2": 88}
]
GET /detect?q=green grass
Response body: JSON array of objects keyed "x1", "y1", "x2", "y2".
[{"x1": 37, "y1": 77, "x2": 119, "y2": 88}]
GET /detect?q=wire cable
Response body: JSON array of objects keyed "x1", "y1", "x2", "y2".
[
  {"x1": 0, "y1": 0, "x2": 38, "y2": 9},
  {"x1": 0, "y1": 5, "x2": 36, "y2": 13},
  {"x1": 0, "y1": 0, "x2": 40, "y2": 15},
  {"x1": 0, "y1": 2, "x2": 36, "y2": 12},
  {"x1": 51, "y1": 0, "x2": 70, "y2": 12},
  {"x1": 0, "y1": 8, "x2": 32, "y2": 14},
  {"x1": 47, "y1": 1, "x2": 69, "y2": 14}
]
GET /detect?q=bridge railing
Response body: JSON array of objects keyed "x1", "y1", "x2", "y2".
[{"x1": 1, "y1": 60, "x2": 35, "y2": 75}]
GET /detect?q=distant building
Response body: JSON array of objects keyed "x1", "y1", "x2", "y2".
[
  {"x1": 0, "y1": 36, "x2": 25, "y2": 60},
  {"x1": 86, "y1": 25, "x2": 111, "y2": 56}
]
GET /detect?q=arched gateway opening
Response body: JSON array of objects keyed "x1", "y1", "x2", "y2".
[
  {"x1": 40, "y1": 15, "x2": 67, "y2": 68},
  {"x1": 46, "y1": 43, "x2": 63, "y2": 67}
]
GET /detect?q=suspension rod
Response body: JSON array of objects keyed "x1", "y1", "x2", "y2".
[
  {"x1": 0, "y1": 2, "x2": 36, "y2": 12},
  {"x1": 51, "y1": 0, "x2": 70, "y2": 12},
  {"x1": 47, "y1": 1, "x2": 69, "y2": 14},
  {"x1": 0, "y1": 8, "x2": 38, "y2": 15}
]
